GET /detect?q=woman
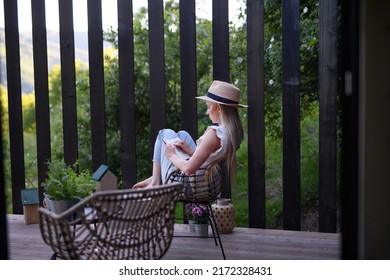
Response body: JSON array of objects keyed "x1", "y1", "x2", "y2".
[{"x1": 133, "y1": 80, "x2": 246, "y2": 190}]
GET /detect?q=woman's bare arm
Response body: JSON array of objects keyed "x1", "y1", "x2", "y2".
[{"x1": 164, "y1": 128, "x2": 220, "y2": 175}]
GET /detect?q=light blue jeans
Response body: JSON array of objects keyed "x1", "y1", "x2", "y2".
[{"x1": 153, "y1": 129, "x2": 197, "y2": 183}]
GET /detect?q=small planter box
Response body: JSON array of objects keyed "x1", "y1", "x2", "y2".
[{"x1": 21, "y1": 189, "x2": 39, "y2": 224}]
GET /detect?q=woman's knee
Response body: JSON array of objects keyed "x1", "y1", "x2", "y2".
[
  {"x1": 177, "y1": 130, "x2": 191, "y2": 140},
  {"x1": 158, "y1": 129, "x2": 177, "y2": 140},
  {"x1": 177, "y1": 130, "x2": 196, "y2": 149}
]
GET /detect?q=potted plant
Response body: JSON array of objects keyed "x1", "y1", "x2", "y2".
[
  {"x1": 42, "y1": 160, "x2": 96, "y2": 214},
  {"x1": 184, "y1": 203, "x2": 196, "y2": 232},
  {"x1": 191, "y1": 205, "x2": 209, "y2": 237}
]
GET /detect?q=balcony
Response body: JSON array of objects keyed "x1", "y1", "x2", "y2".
[{"x1": 7, "y1": 214, "x2": 340, "y2": 260}]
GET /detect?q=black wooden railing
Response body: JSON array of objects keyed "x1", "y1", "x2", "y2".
[{"x1": 2, "y1": 0, "x2": 338, "y2": 233}]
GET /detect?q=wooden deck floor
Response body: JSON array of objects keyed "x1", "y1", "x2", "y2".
[{"x1": 6, "y1": 214, "x2": 341, "y2": 260}]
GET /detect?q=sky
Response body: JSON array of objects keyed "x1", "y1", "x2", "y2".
[{"x1": 0, "y1": 0, "x2": 243, "y2": 32}]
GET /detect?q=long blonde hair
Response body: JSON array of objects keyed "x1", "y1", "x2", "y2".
[{"x1": 206, "y1": 104, "x2": 244, "y2": 190}]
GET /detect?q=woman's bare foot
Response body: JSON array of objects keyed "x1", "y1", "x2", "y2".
[{"x1": 133, "y1": 176, "x2": 152, "y2": 189}]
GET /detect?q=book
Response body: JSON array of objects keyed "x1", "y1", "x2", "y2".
[{"x1": 164, "y1": 137, "x2": 191, "y2": 160}]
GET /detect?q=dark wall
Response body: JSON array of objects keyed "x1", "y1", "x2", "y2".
[{"x1": 359, "y1": 0, "x2": 390, "y2": 259}]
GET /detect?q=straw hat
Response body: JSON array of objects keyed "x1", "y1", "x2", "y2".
[{"x1": 196, "y1": 80, "x2": 248, "y2": 108}]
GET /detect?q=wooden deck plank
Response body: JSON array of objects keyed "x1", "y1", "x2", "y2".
[{"x1": 6, "y1": 215, "x2": 341, "y2": 260}]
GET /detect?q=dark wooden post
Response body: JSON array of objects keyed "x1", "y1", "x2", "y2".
[
  {"x1": 4, "y1": 0, "x2": 25, "y2": 214},
  {"x1": 282, "y1": 0, "x2": 301, "y2": 230},
  {"x1": 212, "y1": 0, "x2": 231, "y2": 198},
  {"x1": 31, "y1": 0, "x2": 52, "y2": 204},
  {"x1": 148, "y1": 0, "x2": 166, "y2": 142},
  {"x1": 247, "y1": 0, "x2": 266, "y2": 228},
  {"x1": 319, "y1": 0, "x2": 338, "y2": 233},
  {"x1": 59, "y1": 0, "x2": 78, "y2": 166},
  {"x1": 88, "y1": 0, "x2": 107, "y2": 171},
  {"x1": 179, "y1": 0, "x2": 198, "y2": 140},
  {"x1": 118, "y1": 0, "x2": 137, "y2": 188},
  {"x1": 0, "y1": 50, "x2": 9, "y2": 260},
  {"x1": 212, "y1": 0, "x2": 229, "y2": 82}
]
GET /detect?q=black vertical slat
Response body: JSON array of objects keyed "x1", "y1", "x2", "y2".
[
  {"x1": 319, "y1": 0, "x2": 337, "y2": 233},
  {"x1": 1, "y1": 0, "x2": 343, "y2": 237},
  {"x1": 0, "y1": 52, "x2": 9, "y2": 260},
  {"x1": 247, "y1": 0, "x2": 265, "y2": 228},
  {"x1": 212, "y1": 0, "x2": 230, "y2": 198},
  {"x1": 148, "y1": 0, "x2": 166, "y2": 141},
  {"x1": 212, "y1": 0, "x2": 229, "y2": 82},
  {"x1": 4, "y1": 0, "x2": 25, "y2": 214},
  {"x1": 118, "y1": 0, "x2": 137, "y2": 188},
  {"x1": 87, "y1": 0, "x2": 107, "y2": 171},
  {"x1": 31, "y1": 0, "x2": 51, "y2": 204},
  {"x1": 341, "y1": 0, "x2": 359, "y2": 259},
  {"x1": 282, "y1": 0, "x2": 301, "y2": 230},
  {"x1": 179, "y1": 0, "x2": 197, "y2": 139},
  {"x1": 59, "y1": 0, "x2": 78, "y2": 166}
]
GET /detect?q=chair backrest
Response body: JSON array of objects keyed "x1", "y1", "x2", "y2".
[
  {"x1": 39, "y1": 183, "x2": 183, "y2": 260},
  {"x1": 166, "y1": 164, "x2": 222, "y2": 202}
]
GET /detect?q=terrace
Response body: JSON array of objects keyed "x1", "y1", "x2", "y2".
[
  {"x1": 1, "y1": 0, "x2": 390, "y2": 260},
  {"x1": 7, "y1": 214, "x2": 340, "y2": 260}
]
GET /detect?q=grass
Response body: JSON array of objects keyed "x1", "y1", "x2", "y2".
[
  {"x1": 231, "y1": 106, "x2": 328, "y2": 230},
  {"x1": 232, "y1": 141, "x2": 249, "y2": 227}
]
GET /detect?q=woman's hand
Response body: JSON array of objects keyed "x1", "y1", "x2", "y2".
[
  {"x1": 172, "y1": 139, "x2": 194, "y2": 156},
  {"x1": 165, "y1": 128, "x2": 219, "y2": 176},
  {"x1": 163, "y1": 140, "x2": 177, "y2": 158}
]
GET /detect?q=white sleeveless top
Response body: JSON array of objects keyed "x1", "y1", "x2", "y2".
[
  {"x1": 197, "y1": 125, "x2": 227, "y2": 168},
  {"x1": 166, "y1": 125, "x2": 226, "y2": 200}
]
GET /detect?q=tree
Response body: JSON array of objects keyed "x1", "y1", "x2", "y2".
[
  {"x1": 102, "y1": 1, "x2": 215, "y2": 181},
  {"x1": 48, "y1": 0, "x2": 321, "y2": 183}
]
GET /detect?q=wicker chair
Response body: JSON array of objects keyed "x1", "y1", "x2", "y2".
[
  {"x1": 39, "y1": 183, "x2": 183, "y2": 260},
  {"x1": 166, "y1": 164, "x2": 226, "y2": 259}
]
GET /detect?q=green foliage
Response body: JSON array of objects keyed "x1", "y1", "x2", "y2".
[
  {"x1": 22, "y1": 105, "x2": 36, "y2": 133},
  {"x1": 75, "y1": 63, "x2": 93, "y2": 171},
  {"x1": 262, "y1": 0, "x2": 320, "y2": 140},
  {"x1": 103, "y1": 9, "x2": 152, "y2": 180},
  {"x1": 300, "y1": 103, "x2": 319, "y2": 207},
  {"x1": 41, "y1": 159, "x2": 95, "y2": 201},
  {"x1": 0, "y1": 29, "x2": 89, "y2": 95},
  {"x1": 101, "y1": 2, "x2": 217, "y2": 181},
  {"x1": 196, "y1": 18, "x2": 214, "y2": 133},
  {"x1": 3, "y1": 0, "x2": 332, "y2": 231},
  {"x1": 264, "y1": 137, "x2": 283, "y2": 228},
  {"x1": 48, "y1": 65, "x2": 65, "y2": 163},
  {"x1": 233, "y1": 141, "x2": 249, "y2": 227}
]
